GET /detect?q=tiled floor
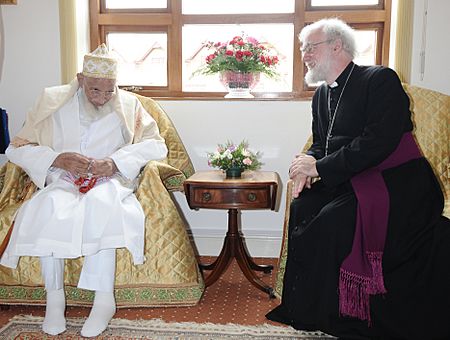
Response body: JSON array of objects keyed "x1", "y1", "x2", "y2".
[{"x1": 0, "y1": 257, "x2": 283, "y2": 327}]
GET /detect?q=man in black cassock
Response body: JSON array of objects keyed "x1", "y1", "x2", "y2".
[{"x1": 266, "y1": 18, "x2": 450, "y2": 340}]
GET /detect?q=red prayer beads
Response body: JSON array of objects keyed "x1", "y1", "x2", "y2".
[{"x1": 74, "y1": 177, "x2": 98, "y2": 193}]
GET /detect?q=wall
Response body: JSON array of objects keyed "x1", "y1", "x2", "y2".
[
  {"x1": 0, "y1": 0, "x2": 61, "y2": 164},
  {"x1": 0, "y1": 0, "x2": 448, "y2": 257},
  {"x1": 410, "y1": 0, "x2": 450, "y2": 94},
  {"x1": 159, "y1": 100, "x2": 311, "y2": 257}
]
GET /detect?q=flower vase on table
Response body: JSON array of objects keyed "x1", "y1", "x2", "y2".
[
  {"x1": 220, "y1": 71, "x2": 260, "y2": 99},
  {"x1": 207, "y1": 140, "x2": 263, "y2": 179},
  {"x1": 225, "y1": 166, "x2": 244, "y2": 178}
]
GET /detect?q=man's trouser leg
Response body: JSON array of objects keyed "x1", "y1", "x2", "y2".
[
  {"x1": 78, "y1": 248, "x2": 116, "y2": 292},
  {"x1": 40, "y1": 256, "x2": 65, "y2": 290}
]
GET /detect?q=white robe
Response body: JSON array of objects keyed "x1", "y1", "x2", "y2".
[{"x1": 0, "y1": 89, "x2": 168, "y2": 268}]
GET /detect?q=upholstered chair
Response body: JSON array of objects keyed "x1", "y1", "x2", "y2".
[
  {"x1": 274, "y1": 84, "x2": 450, "y2": 297},
  {"x1": 0, "y1": 94, "x2": 204, "y2": 307}
]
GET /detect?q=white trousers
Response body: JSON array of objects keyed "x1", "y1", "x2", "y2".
[{"x1": 40, "y1": 249, "x2": 116, "y2": 292}]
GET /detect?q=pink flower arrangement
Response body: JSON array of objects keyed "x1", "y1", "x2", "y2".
[
  {"x1": 207, "y1": 140, "x2": 262, "y2": 171},
  {"x1": 194, "y1": 34, "x2": 280, "y2": 77}
]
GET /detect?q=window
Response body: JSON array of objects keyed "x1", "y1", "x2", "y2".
[{"x1": 89, "y1": 0, "x2": 392, "y2": 99}]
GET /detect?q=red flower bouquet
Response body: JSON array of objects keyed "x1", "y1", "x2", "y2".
[{"x1": 194, "y1": 34, "x2": 280, "y2": 78}]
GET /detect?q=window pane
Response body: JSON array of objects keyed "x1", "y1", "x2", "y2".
[
  {"x1": 107, "y1": 32, "x2": 167, "y2": 86},
  {"x1": 183, "y1": 0, "x2": 294, "y2": 14},
  {"x1": 354, "y1": 30, "x2": 376, "y2": 65},
  {"x1": 105, "y1": 0, "x2": 167, "y2": 9},
  {"x1": 183, "y1": 24, "x2": 294, "y2": 93},
  {"x1": 311, "y1": 0, "x2": 379, "y2": 6}
]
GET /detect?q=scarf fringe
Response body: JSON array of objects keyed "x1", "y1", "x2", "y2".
[
  {"x1": 339, "y1": 268, "x2": 372, "y2": 323},
  {"x1": 339, "y1": 252, "x2": 387, "y2": 324}
]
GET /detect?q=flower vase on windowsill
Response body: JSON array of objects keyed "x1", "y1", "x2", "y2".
[
  {"x1": 192, "y1": 33, "x2": 279, "y2": 98},
  {"x1": 220, "y1": 71, "x2": 260, "y2": 99}
]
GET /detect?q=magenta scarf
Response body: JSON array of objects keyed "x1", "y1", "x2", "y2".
[{"x1": 339, "y1": 132, "x2": 422, "y2": 324}]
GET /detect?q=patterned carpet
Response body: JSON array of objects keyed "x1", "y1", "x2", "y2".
[
  {"x1": 0, "y1": 315, "x2": 334, "y2": 339},
  {"x1": 0, "y1": 257, "x2": 283, "y2": 326},
  {"x1": 0, "y1": 258, "x2": 336, "y2": 339}
]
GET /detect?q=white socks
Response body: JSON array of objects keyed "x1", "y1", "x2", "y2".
[
  {"x1": 81, "y1": 291, "x2": 116, "y2": 337},
  {"x1": 42, "y1": 289, "x2": 66, "y2": 335},
  {"x1": 41, "y1": 289, "x2": 115, "y2": 337}
]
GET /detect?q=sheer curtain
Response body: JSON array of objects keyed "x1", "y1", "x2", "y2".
[
  {"x1": 394, "y1": 0, "x2": 413, "y2": 83},
  {"x1": 59, "y1": 0, "x2": 90, "y2": 84}
]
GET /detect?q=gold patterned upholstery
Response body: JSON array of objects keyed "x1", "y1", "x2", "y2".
[
  {"x1": 0, "y1": 95, "x2": 204, "y2": 307},
  {"x1": 403, "y1": 84, "x2": 449, "y2": 215},
  {"x1": 274, "y1": 84, "x2": 450, "y2": 298}
]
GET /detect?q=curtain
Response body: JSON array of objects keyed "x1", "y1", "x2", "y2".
[
  {"x1": 394, "y1": 0, "x2": 414, "y2": 83},
  {"x1": 59, "y1": 0, "x2": 78, "y2": 84}
]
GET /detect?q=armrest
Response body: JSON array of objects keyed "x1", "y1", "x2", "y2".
[
  {"x1": 0, "y1": 162, "x2": 37, "y2": 258},
  {"x1": 274, "y1": 179, "x2": 293, "y2": 298},
  {"x1": 140, "y1": 160, "x2": 188, "y2": 192},
  {"x1": 0, "y1": 162, "x2": 37, "y2": 211}
]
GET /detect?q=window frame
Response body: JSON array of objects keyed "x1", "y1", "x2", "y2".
[{"x1": 89, "y1": 0, "x2": 392, "y2": 100}]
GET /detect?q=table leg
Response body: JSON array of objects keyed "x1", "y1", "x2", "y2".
[
  {"x1": 201, "y1": 209, "x2": 274, "y2": 298},
  {"x1": 234, "y1": 221, "x2": 275, "y2": 298},
  {"x1": 201, "y1": 234, "x2": 233, "y2": 287},
  {"x1": 247, "y1": 258, "x2": 274, "y2": 274}
]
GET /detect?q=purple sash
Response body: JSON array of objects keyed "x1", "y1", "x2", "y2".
[{"x1": 339, "y1": 132, "x2": 422, "y2": 323}]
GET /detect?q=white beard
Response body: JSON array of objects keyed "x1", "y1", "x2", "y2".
[
  {"x1": 304, "y1": 55, "x2": 332, "y2": 86},
  {"x1": 78, "y1": 88, "x2": 114, "y2": 122}
]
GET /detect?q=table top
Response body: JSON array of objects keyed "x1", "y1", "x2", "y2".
[{"x1": 185, "y1": 170, "x2": 279, "y2": 186}]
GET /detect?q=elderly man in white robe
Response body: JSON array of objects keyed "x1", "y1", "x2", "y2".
[{"x1": 0, "y1": 44, "x2": 168, "y2": 337}]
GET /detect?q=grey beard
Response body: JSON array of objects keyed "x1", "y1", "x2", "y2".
[
  {"x1": 78, "y1": 88, "x2": 114, "y2": 122},
  {"x1": 305, "y1": 68, "x2": 327, "y2": 86},
  {"x1": 304, "y1": 56, "x2": 332, "y2": 86}
]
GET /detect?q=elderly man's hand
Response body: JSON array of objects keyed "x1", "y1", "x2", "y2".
[
  {"x1": 53, "y1": 152, "x2": 91, "y2": 176},
  {"x1": 52, "y1": 154, "x2": 118, "y2": 178},
  {"x1": 89, "y1": 158, "x2": 118, "y2": 177},
  {"x1": 288, "y1": 153, "x2": 318, "y2": 198},
  {"x1": 292, "y1": 174, "x2": 312, "y2": 198},
  {"x1": 289, "y1": 153, "x2": 319, "y2": 178}
]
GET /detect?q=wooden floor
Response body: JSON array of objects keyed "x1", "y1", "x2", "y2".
[{"x1": 0, "y1": 257, "x2": 283, "y2": 328}]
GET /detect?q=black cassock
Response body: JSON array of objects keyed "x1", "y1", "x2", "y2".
[{"x1": 266, "y1": 63, "x2": 450, "y2": 340}]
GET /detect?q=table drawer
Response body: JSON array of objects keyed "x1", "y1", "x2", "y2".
[{"x1": 191, "y1": 187, "x2": 271, "y2": 209}]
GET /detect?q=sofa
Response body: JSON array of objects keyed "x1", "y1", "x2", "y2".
[
  {"x1": 0, "y1": 94, "x2": 204, "y2": 307},
  {"x1": 274, "y1": 84, "x2": 450, "y2": 297}
]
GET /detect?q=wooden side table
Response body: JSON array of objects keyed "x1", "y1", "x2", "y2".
[{"x1": 184, "y1": 170, "x2": 279, "y2": 297}]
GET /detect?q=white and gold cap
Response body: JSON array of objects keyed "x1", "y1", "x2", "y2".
[{"x1": 82, "y1": 43, "x2": 118, "y2": 79}]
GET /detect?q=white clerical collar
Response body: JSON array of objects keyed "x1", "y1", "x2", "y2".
[{"x1": 329, "y1": 81, "x2": 338, "y2": 88}]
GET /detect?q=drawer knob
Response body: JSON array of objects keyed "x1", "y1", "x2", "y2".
[
  {"x1": 202, "y1": 192, "x2": 212, "y2": 201},
  {"x1": 247, "y1": 193, "x2": 257, "y2": 202}
]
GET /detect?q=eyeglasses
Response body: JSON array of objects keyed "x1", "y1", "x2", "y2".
[
  {"x1": 86, "y1": 87, "x2": 115, "y2": 98},
  {"x1": 300, "y1": 39, "x2": 333, "y2": 54}
]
